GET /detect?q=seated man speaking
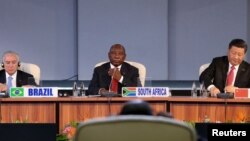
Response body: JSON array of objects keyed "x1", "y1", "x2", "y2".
[
  {"x1": 87, "y1": 44, "x2": 140, "y2": 96},
  {"x1": 0, "y1": 50, "x2": 37, "y2": 95}
]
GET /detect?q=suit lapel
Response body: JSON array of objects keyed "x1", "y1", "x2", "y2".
[
  {"x1": 222, "y1": 58, "x2": 229, "y2": 85},
  {"x1": 120, "y1": 63, "x2": 127, "y2": 76},
  {"x1": 234, "y1": 62, "x2": 246, "y2": 86},
  {"x1": 16, "y1": 70, "x2": 22, "y2": 87},
  {"x1": 103, "y1": 63, "x2": 111, "y2": 83}
]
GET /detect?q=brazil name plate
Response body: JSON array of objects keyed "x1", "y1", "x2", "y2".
[{"x1": 10, "y1": 87, "x2": 58, "y2": 98}]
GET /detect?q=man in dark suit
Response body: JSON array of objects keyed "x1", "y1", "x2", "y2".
[
  {"x1": 0, "y1": 51, "x2": 37, "y2": 94},
  {"x1": 199, "y1": 39, "x2": 250, "y2": 97},
  {"x1": 87, "y1": 44, "x2": 140, "y2": 95}
]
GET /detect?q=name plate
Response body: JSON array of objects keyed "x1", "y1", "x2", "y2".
[
  {"x1": 122, "y1": 87, "x2": 170, "y2": 97},
  {"x1": 234, "y1": 88, "x2": 250, "y2": 98},
  {"x1": 10, "y1": 87, "x2": 58, "y2": 98}
]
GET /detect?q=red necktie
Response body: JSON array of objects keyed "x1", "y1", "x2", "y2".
[
  {"x1": 111, "y1": 78, "x2": 118, "y2": 93},
  {"x1": 226, "y1": 66, "x2": 235, "y2": 86}
]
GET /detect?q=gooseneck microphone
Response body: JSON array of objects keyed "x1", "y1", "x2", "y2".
[
  {"x1": 108, "y1": 74, "x2": 113, "y2": 93},
  {"x1": 103, "y1": 68, "x2": 118, "y2": 115},
  {"x1": 101, "y1": 68, "x2": 117, "y2": 97}
]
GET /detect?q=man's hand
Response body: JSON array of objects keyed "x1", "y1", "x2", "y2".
[
  {"x1": 224, "y1": 85, "x2": 236, "y2": 94},
  {"x1": 108, "y1": 68, "x2": 122, "y2": 81},
  {"x1": 210, "y1": 86, "x2": 220, "y2": 97},
  {"x1": 99, "y1": 88, "x2": 109, "y2": 95},
  {"x1": 0, "y1": 83, "x2": 8, "y2": 92}
]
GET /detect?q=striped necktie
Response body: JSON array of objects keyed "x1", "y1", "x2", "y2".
[{"x1": 226, "y1": 66, "x2": 235, "y2": 86}]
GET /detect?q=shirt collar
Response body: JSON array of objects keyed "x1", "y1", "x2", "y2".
[
  {"x1": 110, "y1": 63, "x2": 122, "y2": 69},
  {"x1": 6, "y1": 71, "x2": 17, "y2": 78},
  {"x1": 229, "y1": 63, "x2": 239, "y2": 70}
]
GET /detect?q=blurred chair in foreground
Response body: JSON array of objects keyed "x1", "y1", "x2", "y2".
[{"x1": 74, "y1": 115, "x2": 197, "y2": 141}]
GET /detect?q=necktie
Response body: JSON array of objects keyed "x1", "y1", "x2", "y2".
[
  {"x1": 111, "y1": 68, "x2": 119, "y2": 93},
  {"x1": 7, "y1": 76, "x2": 13, "y2": 92},
  {"x1": 226, "y1": 66, "x2": 235, "y2": 86},
  {"x1": 111, "y1": 78, "x2": 118, "y2": 93}
]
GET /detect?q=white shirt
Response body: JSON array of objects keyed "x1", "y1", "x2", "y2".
[{"x1": 6, "y1": 72, "x2": 17, "y2": 87}]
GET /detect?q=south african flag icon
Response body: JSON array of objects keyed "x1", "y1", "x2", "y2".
[
  {"x1": 10, "y1": 87, "x2": 24, "y2": 97},
  {"x1": 122, "y1": 87, "x2": 136, "y2": 97}
]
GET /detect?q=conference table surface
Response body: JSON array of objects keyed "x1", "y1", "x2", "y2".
[{"x1": 1, "y1": 96, "x2": 250, "y2": 132}]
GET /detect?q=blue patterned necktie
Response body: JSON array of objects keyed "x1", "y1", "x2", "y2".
[{"x1": 7, "y1": 76, "x2": 13, "y2": 91}]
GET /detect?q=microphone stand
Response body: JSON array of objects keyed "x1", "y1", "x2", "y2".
[
  {"x1": 107, "y1": 94, "x2": 112, "y2": 116},
  {"x1": 106, "y1": 68, "x2": 120, "y2": 115},
  {"x1": 224, "y1": 98, "x2": 228, "y2": 122},
  {"x1": 107, "y1": 78, "x2": 113, "y2": 116}
]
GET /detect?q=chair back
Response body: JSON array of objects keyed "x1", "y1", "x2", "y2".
[
  {"x1": 74, "y1": 115, "x2": 197, "y2": 141},
  {"x1": 95, "y1": 61, "x2": 146, "y2": 86},
  {"x1": 19, "y1": 62, "x2": 41, "y2": 85},
  {"x1": 199, "y1": 63, "x2": 210, "y2": 76},
  {"x1": 0, "y1": 62, "x2": 41, "y2": 85}
]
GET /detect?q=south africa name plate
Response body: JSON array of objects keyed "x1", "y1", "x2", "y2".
[{"x1": 122, "y1": 87, "x2": 170, "y2": 97}]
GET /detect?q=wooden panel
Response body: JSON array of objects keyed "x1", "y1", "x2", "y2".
[
  {"x1": 59, "y1": 102, "x2": 117, "y2": 132},
  {"x1": 225, "y1": 104, "x2": 250, "y2": 122},
  {"x1": 170, "y1": 102, "x2": 225, "y2": 122},
  {"x1": 59, "y1": 100, "x2": 167, "y2": 131},
  {"x1": 0, "y1": 103, "x2": 56, "y2": 123},
  {"x1": 168, "y1": 97, "x2": 250, "y2": 123}
]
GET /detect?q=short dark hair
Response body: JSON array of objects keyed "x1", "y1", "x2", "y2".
[
  {"x1": 119, "y1": 99, "x2": 153, "y2": 115},
  {"x1": 110, "y1": 44, "x2": 126, "y2": 53},
  {"x1": 228, "y1": 39, "x2": 248, "y2": 53}
]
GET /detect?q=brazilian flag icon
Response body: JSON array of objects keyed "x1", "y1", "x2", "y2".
[{"x1": 10, "y1": 87, "x2": 24, "y2": 97}]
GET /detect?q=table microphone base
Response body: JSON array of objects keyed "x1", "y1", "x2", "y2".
[
  {"x1": 217, "y1": 93, "x2": 234, "y2": 99},
  {"x1": 0, "y1": 92, "x2": 9, "y2": 98},
  {"x1": 101, "y1": 92, "x2": 121, "y2": 97}
]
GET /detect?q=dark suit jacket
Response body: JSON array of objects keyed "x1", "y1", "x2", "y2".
[
  {"x1": 87, "y1": 62, "x2": 140, "y2": 95},
  {"x1": 0, "y1": 70, "x2": 37, "y2": 87},
  {"x1": 199, "y1": 56, "x2": 250, "y2": 92}
]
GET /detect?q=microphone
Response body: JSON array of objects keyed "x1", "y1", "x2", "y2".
[
  {"x1": 0, "y1": 92, "x2": 8, "y2": 98},
  {"x1": 101, "y1": 68, "x2": 119, "y2": 97},
  {"x1": 101, "y1": 81, "x2": 117, "y2": 97},
  {"x1": 216, "y1": 93, "x2": 234, "y2": 99},
  {"x1": 108, "y1": 73, "x2": 114, "y2": 93}
]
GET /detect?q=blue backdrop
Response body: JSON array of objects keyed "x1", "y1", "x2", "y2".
[{"x1": 0, "y1": 0, "x2": 249, "y2": 81}]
